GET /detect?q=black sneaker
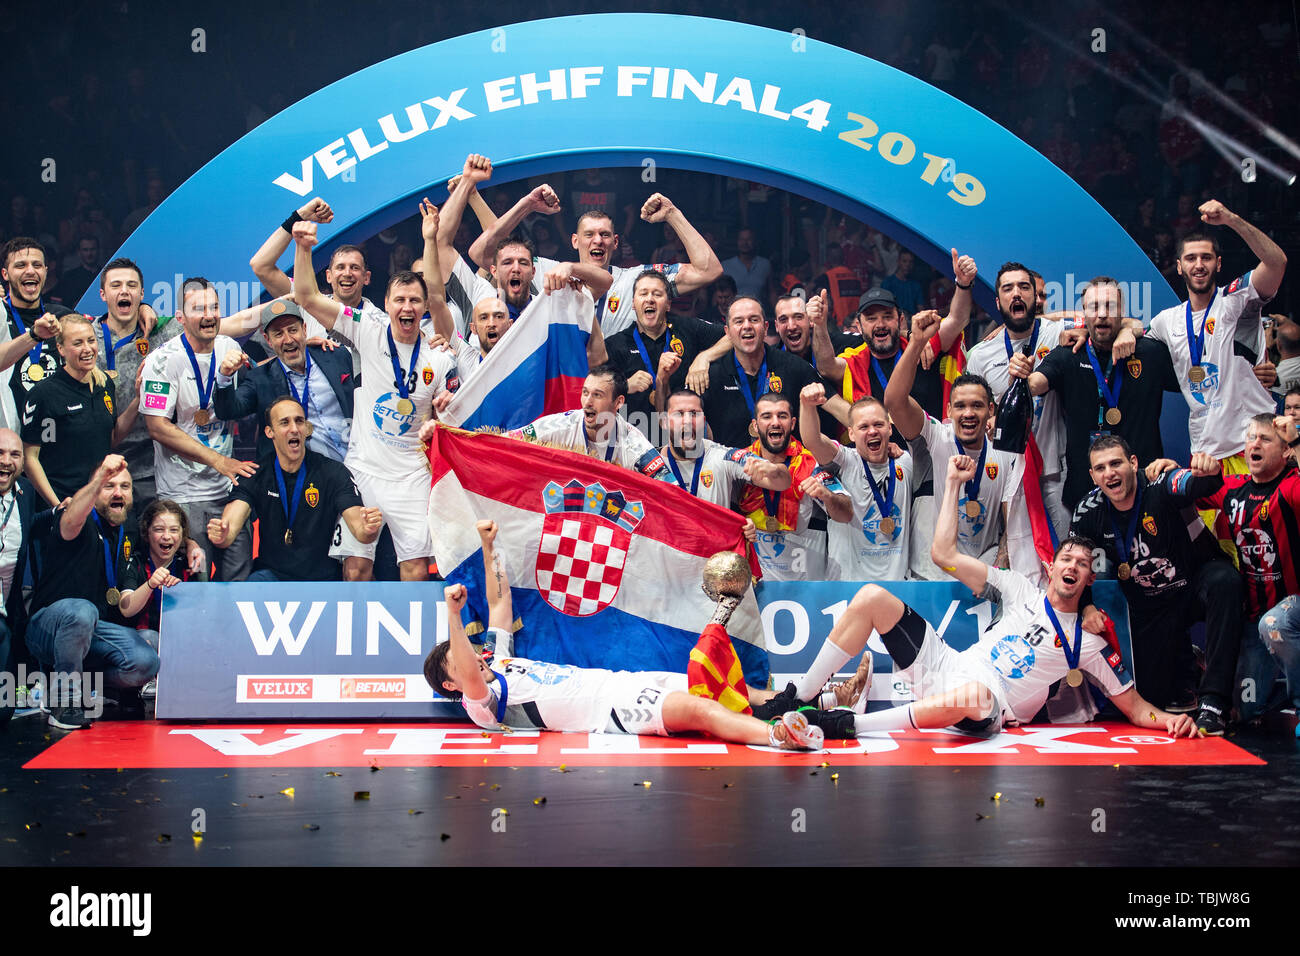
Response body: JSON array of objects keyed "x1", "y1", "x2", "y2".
[
  {"x1": 1195, "y1": 703, "x2": 1226, "y2": 737},
  {"x1": 799, "y1": 706, "x2": 858, "y2": 740},
  {"x1": 47, "y1": 707, "x2": 92, "y2": 731},
  {"x1": 751, "y1": 683, "x2": 799, "y2": 721},
  {"x1": 1167, "y1": 692, "x2": 1199, "y2": 714}
]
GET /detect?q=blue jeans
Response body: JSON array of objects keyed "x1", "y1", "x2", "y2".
[
  {"x1": 26, "y1": 599, "x2": 160, "y2": 690},
  {"x1": 1257, "y1": 595, "x2": 1300, "y2": 712},
  {"x1": 245, "y1": 569, "x2": 283, "y2": 582}
]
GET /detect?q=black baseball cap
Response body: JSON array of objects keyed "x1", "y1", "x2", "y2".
[{"x1": 857, "y1": 288, "x2": 897, "y2": 313}]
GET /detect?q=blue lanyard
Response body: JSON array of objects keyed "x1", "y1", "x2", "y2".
[
  {"x1": 1004, "y1": 319, "x2": 1040, "y2": 360},
  {"x1": 864, "y1": 457, "x2": 896, "y2": 519},
  {"x1": 955, "y1": 434, "x2": 989, "y2": 503},
  {"x1": 274, "y1": 458, "x2": 308, "y2": 535},
  {"x1": 491, "y1": 670, "x2": 509, "y2": 722},
  {"x1": 180, "y1": 335, "x2": 217, "y2": 412},
  {"x1": 762, "y1": 454, "x2": 791, "y2": 517},
  {"x1": 666, "y1": 452, "x2": 702, "y2": 495},
  {"x1": 733, "y1": 353, "x2": 769, "y2": 418},
  {"x1": 386, "y1": 326, "x2": 421, "y2": 398},
  {"x1": 5, "y1": 293, "x2": 46, "y2": 364},
  {"x1": 1042, "y1": 597, "x2": 1082, "y2": 671},
  {"x1": 1085, "y1": 343, "x2": 1122, "y2": 414},
  {"x1": 279, "y1": 350, "x2": 313, "y2": 420},
  {"x1": 1107, "y1": 479, "x2": 1145, "y2": 567},
  {"x1": 90, "y1": 510, "x2": 124, "y2": 592},
  {"x1": 1184, "y1": 287, "x2": 1217, "y2": 369},
  {"x1": 99, "y1": 320, "x2": 139, "y2": 372},
  {"x1": 868, "y1": 354, "x2": 890, "y2": 396},
  {"x1": 632, "y1": 325, "x2": 657, "y2": 374}
]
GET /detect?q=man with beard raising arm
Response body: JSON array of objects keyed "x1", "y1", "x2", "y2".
[
  {"x1": 966, "y1": 261, "x2": 1070, "y2": 535},
  {"x1": 763, "y1": 453, "x2": 1196, "y2": 739},
  {"x1": 468, "y1": 182, "x2": 721, "y2": 340}
]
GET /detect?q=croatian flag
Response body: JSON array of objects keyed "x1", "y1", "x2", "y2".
[
  {"x1": 440, "y1": 286, "x2": 592, "y2": 430},
  {"x1": 427, "y1": 426, "x2": 770, "y2": 687}
]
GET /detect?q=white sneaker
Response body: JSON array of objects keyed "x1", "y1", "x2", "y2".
[{"x1": 776, "y1": 711, "x2": 825, "y2": 751}]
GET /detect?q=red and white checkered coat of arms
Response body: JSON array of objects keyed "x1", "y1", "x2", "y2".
[{"x1": 536, "y1": 479, "x2": 645, "y2": 616}]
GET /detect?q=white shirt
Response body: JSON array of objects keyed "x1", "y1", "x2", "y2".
[
  {"x1": 1276, "y1": 355, "x2": 1300, "y2": 394},
  {"x1": 534, "y1": 257, "x2": 682, "y2": 337},
  {"x1": 464, "y1": 655, "x2": 627, "y2": 733},
  {"x1": 659, "y1": 439, "x2": 756, "y2": 507},
  {"x1": 447, "y1": 336, "x2": 485, "y2": 393},
  {"x1": 329, "y1": 304, "x2": 455, "y2": 482},
  {"x1": 918, "y1": 416, "x2": 1023, "y2": 558},
  {"x1": 828, "y1": 445, "x2": 916, "y2": 581},
  {"x1": 0, "y1": 489, "x2": 20, "y2": 614},
  {"x1": 965, "y1": 568, "x2": 1132, "y2": 723},
  {"x1": 1148, "y1": 273, "x2": 1277, "y2": 458},
  {"x1": 965, "y1": 318, "x2": 1067, "y2": 474},
  {"x1": 140, "y1": 333, "x2": 243, "y2": 502},
  {"x1": 516, "y1": 410, "x2": 673, "y2": 482}
]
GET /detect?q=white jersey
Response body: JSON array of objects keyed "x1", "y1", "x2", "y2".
[
  {"x1": 828, "y1": 444, "x2": 917, "y2": 581},
  {"x1": 965, "y1": 319, "x2": 1067, "y2": 474},
  {"x1": 139, "y1": 333, "x2": 243, "y2": 502},
  {"x1": 658, "y1": 439, "x2": 757, "y2": 507},
  {"x1": 535, "y1": 257, "x2": 683, "y2": 337},
  {"x1": 918, "y1": 415, "x2": 1023, "y2": 558},
  {"x1": 516, "y1": 410, "x2": 673, "y2": 482},
  {"x1": 463, "y1": 652, "x2": 683, "y2": 734},
  {"x1": 446, "y1": 336, "x2": 485, "y2": 393},
  {"x1": 444, "y1": 257, "x2": 501, "y2": 338},
  {"x1": 1149, "y1": 273, "x2": 1277, "y2": 459},
  {"x1": 329, "y1": 303, "x2": 454, "y2": 481},
  {"x1": 742, "y1": 460, "x2": 846, "y2": 582},
  {"x1": 963, "y1": 567, "x2": 1132, "y2": 723}
]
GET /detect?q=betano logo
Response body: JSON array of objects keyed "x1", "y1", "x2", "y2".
[{"x1": 340, "y1": 677, "x2": 407, "y2": 699}]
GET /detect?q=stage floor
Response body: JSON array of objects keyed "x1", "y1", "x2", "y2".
[{"x1": 4, "y1": 713, "x2": 1299, "y2": 867}]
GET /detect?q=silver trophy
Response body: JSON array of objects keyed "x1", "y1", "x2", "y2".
[{"x1": 702, "y1": 551, "x2": 751, "y2": 627}]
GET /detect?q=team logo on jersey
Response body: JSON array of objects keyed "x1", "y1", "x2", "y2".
[
  {"x1": 372, "y1": 391, "x2": 417, "y2": 437},
  {"x1": 1127, "y1": 358, "x2": 1142, "y2": 378},
  {"x1": 701, "y1": 470, "x2": 714, "y2": 488},
  {"x1": 136, "y1": 340, "x2": 150, "y2": 357},
  {"x1": 985, "y1": 463, "x2": 998, "y2": 480},
  {"x1": 305, "y1": 483, "x2": 320, "y2": 508},
  {"x1": 1206, "y1": 316, "x2": 1216, "y2": 335},
  {"x1": 670, "y1": 335, "x2": 684, "y2": 356},
  {"x1": 103, "y1": 393, "x2": 114, "y2": 414},
  {"x1": 423, "y1": 367, "x2": 434, "y2": 386},
  {"x1": 895, "y1": 465, "x2": 904, "y2": 481},
  {"x1": 1036, "y1": 345, "x2": 1049, "y2": 362},
  {"x1": 1143, "y1": 515, "x2": 1157, "y2": 535},
  {"x1": 768, "y1": 374, "x2": 783, "y2": 392},
  {"x1": 1256, "y1": 499, "x2": 1269, "y2": 521},
  {"x1": 122, "y1": 537, "x2": 132, "y2": 561},
  {"x1": 607, "y1": 294, "x2": 620, "y2": 314},
  {"x1": 536, "y1": 480, "x2": 644, "y2": 616}
]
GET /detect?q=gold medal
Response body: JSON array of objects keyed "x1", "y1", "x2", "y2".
[
  {"x1": 106, "y1": 587, "x2": 121, "y2": 606},
  {"x1": 879, "y1": 517, "x2": 895, "y2": 536},
  {"x1": 1118, "y1": 562, "x2": 1131, "y2": 580},
  {"x1": 1189, "y1": 366, "x2": 1206, "y2": 384},
  {"x1": 964, "y1": 500, "x2": 982, "y2": 518},
  {"x1": 284, "y1": 529, "x2": 294, "y2": 547},
  {"x1": 27, "y1": 364, "x2": 44, "y2": 382},
  {"x1": 1066, "y1": 668, "x2": 1084, "y2": 688},
  {"x1": 1105, "y1": 407, "x2": 1122, "y2": 426},
  {"x1": 396, "y1": 397, "x2": 415, "y2": 416},
  {"x1": 193, "y1": 408, "x2": 212, "y2": 426}
]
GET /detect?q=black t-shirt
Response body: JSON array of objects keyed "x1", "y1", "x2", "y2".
[
  {"x1": 605, "y1": 315, "x2": 721, "y2": 435},
  {"x1": 1038, "y1": 337, "x2": 1181, "y2": 509},
  {"x1": 777, "y1": 332, "x2": 862, "y2": 438},
  {"x1": 5, "y1": 300, "x2": 73, "y2": 413},
  {"x1": 21, "y1": 368, "x2": 118, "y2": 502},
  {"x1": 31, "y1": 505, "x2": 145, "y2": 623},
  {"x1": 1070, "y1": 469, "x2": 1226, "y2": 618},
  {"x1": 700, "y1": 345, "x2": 820, "y2": 448},
  {"x1": 231, "y1": 450, "x2": 363, "y2": 581}
]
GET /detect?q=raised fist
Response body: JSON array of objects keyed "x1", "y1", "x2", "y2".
[
  {"x1": 640, "y1": 193, "x2": 677, "y2": 223},
  {"x1": 463, "y1": 153, "x2": 492, "y2": 184},
  {"x1": 292, "y1": 221, "x2": 318, "y2": 247},
  {"x1": 297, "y1": 198, "x2": 334, "y2": 223}
]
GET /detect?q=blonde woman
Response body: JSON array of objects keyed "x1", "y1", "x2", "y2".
[{"x1": 21, "y1": 314, "x2": 139, "y2": 507}]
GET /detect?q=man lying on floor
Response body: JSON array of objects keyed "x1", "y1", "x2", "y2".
[
  {"x1": 757, "y1": 454, "x2": 1198, "y2": 740},
  {"x1": 422, "y1": 521, "x2": 861, "y2": 751}
]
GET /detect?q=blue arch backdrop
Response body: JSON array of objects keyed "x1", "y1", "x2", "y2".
[{"x1": 76, "y1": 12, "x2": 1187, "y2": 452}]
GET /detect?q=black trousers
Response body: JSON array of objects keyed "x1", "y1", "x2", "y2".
[{"x1": 1129, "y1": 559, "x2": 1242, "y2": 710}]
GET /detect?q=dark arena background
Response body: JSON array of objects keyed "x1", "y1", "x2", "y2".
[{"x1": 3, "y1": 0, "x2": 1298, "y2": 938}]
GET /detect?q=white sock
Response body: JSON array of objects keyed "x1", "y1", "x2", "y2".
[
  {"x1": 853, "y1": 705, "x2": 917, "y2": 735},
  {"x1": 794, "y1": 642, "x2": 852, "y2": 702}
]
